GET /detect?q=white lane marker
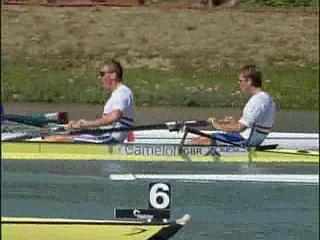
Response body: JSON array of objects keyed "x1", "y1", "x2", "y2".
[{"x1": 110, "y1": 174, "x2": 319, "y2": 184}]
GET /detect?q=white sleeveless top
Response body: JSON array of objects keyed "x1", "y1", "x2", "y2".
[
  {"x1": 101, "y1": 84, "x2": 134, "y2": 142},
  {"x1": 239, "y1": 91, "x2": 276, "y2": 146}
]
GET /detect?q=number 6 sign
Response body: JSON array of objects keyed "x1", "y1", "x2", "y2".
[{"x1": 149, "y1": 183, "x2": 171, "y2": 210}]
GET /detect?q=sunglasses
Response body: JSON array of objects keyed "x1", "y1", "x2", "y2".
[
  {"x1": 238, "y1": 78, "x2": 247, "y2": 83},
  {"x1": 99, "y1": 71, "x2": 114, "y2": 77}
]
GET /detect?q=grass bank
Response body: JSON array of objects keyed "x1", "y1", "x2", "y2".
[
  {"x1": 3, "y1": 60, "x2": 319, "y2": 109},
  {"x1": 2, "y1": 5, "x2": 319, "y2": 109}
]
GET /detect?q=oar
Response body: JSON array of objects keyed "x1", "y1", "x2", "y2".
[
  {"x1": 2, "y1": 119, "x2": 210, "y2": 139},
  {"x1": 52, "y1": 120, "x2": 244, "y2": 148},
  {"x1": 2, "y1": 112, "x2": 68, "y2": 127},
  {"x1": 61, "y1": 120, "x2": 210, "y2": 136},
  {"x1": 3, "y1": 114, "x2": 51, "y2": 127}
]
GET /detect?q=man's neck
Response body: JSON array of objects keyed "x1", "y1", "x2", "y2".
[
  {"x1": 111, "y1": 81, "x2": 122, "y2": 93},
  {"x1": 250, "y1": 87, "x2": 262, "y2": 96}
]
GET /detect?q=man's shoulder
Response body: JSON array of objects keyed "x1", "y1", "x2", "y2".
[
  {"x1": 244, "y1": 92, "x2": 271, "y2": 110},
  {"x1": 118, "y1": 84, "x2": 133, "y2": 95},
  {"x1": 251, "y1": 91, "x2": 273, "y2": 102},
  {"x1": 260, "y1": 91, "x2": 272, "y2": 98},
  {"x1": 113, "y1": 84, "x2": 133, "y2": 97}
]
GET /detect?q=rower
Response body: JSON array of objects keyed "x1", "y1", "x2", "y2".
[
  {"x1": 44, "y1": 60, "x2": 134, "y2": 143},
  {"x1": 194, "y1": 65, "x2": 275, "y2": 147}
]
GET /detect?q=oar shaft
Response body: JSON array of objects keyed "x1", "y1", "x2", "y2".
[
  {"x1": 67, "y1": 120, "x2": 210, "y2": 135},
  {"x1": 68, "y1": 123, "x2": 169, "y2": 135},
  {"x1": 3, "y1": 112, "x2": 68, "y2": 127},
  {"x1": 3, "y1": 114, "x2": 48, "y2": 127}
]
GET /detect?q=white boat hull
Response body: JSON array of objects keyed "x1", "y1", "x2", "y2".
[
  {"x1": 131, "y1": 130, "x2": 319, "y2": 149},
  {"x1": 2, "y1": 130, "x2": 319, "y2": 150}
]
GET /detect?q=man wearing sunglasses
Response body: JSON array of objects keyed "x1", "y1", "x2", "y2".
[
  {"x1": 194, "y1": 65, "x2": 275, "y2": 147},
  {"x1": 45, "y1": 60, "x2": 134, "y2": 144}
]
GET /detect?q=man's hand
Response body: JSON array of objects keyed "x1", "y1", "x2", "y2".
[
  {"x1": 222, "y1": 116, "x2": 234, "y2": 123},
  {"x1": 208, "y1": 117, "x2": 217, "y2": 128},
  {"x1": 208, "y1": 116, "x2": 235, "y2": 128},
  {"x1": 65, "y1": 119, "x2": 89, "y2": 130},
  {"x1": 208, "y1": 115, "x2": 244, "y2": 132}
]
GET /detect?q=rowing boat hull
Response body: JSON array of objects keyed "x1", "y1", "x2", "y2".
[
  {"x1": 2, "y1": 142, "x2": 318, "y2": 163},
  {"x1": 2, "y1": 131, "x2": 319, "y2": 149},
  {"x1": 2, "y1": 216, "x2": 188, "y2": 240},
  {"x1": 132, "y1": 131, "x2": 319, "y2": 149}
]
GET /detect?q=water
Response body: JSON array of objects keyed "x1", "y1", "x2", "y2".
[
  {"x1": 2, "y1": 159, "x2": 319, "y2": 240},
  {"x1": 2, "y1": 102, "x2": 319, "y2": 239},
  {"x1": 2, "y1": 171, "x2": 319, "y2": 240}
]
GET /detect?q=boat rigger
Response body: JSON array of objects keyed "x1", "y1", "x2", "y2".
[
  {"x1": 2, "y1": 115, "x2": 319, "y2": 163},
  {"x1": 2, "y1": 113, "x2": 318, "y2": 149}
]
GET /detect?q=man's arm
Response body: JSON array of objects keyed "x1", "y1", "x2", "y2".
[
  {"x1": 210, "y1": 117, "x2": 247, "y2": 132},
  {"x1": 67, "y1": 109, "x2": 122, "y2": 129},
  {"x1": 211, "y1": 98, "x2": 261, "y2": 133}
]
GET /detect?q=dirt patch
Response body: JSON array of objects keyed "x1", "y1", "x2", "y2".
[{"x1": 3, "y1": 5, "x2": 319, "y2": 71}]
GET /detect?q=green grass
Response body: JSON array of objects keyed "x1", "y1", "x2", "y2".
[
  {"x1": 1, "y1": 5, "x2": 319, "y2": 109},
  {"x1": 2, "y1": 60, "x2": 319, "y2": 109}
]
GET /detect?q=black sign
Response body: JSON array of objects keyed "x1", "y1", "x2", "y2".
[{"x1": 114, "y1": 208, "x2": 170, "y2": 220}]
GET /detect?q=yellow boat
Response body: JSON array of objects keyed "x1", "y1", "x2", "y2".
[
  {"x1": 1, "y1": 215, "x2": 190, "y2": 240},
  {"x1": 1, "y1": 141, "x2": 319, "y2": 163}
]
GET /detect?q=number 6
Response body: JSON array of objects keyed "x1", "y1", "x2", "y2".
[{"x1": 149, "y1": 183, "x2": 170, "y2": 209}]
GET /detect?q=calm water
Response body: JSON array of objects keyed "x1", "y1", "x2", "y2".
[
  {"x1": 2, "y1": 102, "x2": 319, "y2": 239},
  {"x1": 2, "y1": 159, "x2": 319, "y2": 240},
  {"x1": 1, "y1": 170, "x2": 319, "y2": 240}
]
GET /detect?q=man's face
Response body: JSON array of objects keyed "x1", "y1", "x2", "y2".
[
  {"x1": 100, "y1": 66, "x2": 116, "y2": 92},
  {"x1": 238, "y1": 73, "x2": 251, "y2": 94}
]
